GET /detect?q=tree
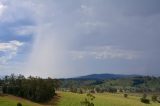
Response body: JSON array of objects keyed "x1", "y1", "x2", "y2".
[
  {"x1": 152, "y1": 95, "x2": 157, "y2": 102},
  {"x1": 81, "y1": 93, "x2": 95, "y2": 106},
  {"x1": 17, "y1": 102, "x2": 22, "y2": 106},
  {"x1": 2, "y1": 74, "x2": 57, "y2": 102},
  {"x1": 124, "y1": 93, "x2": 128, "y2": 98}
]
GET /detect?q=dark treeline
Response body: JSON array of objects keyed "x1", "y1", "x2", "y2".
[{"x1": 0, "y1": 74, "x2": 60, "y2": 102}]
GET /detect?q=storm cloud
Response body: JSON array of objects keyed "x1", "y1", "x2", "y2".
[{"x1": 0, "y1": 0, "x2": 160, "y2": 77}]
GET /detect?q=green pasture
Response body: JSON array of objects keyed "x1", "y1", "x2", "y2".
[
  {"x1": 0, "y1": 95, "x2": 43, "y2": 106},
  {"x1": 57, "y1": 92, "x2": 160, "y2": 106},
  {"x1": 0, "y1": 92, "x2": 160, "y2": 106}
]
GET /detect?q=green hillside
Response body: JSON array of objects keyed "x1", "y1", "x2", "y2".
[{"x1": 0, "y1": 95, "x2": 43, "y2": 106}]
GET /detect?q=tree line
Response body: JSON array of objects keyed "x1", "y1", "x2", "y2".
[{"x1": 0, "y1": 74, "x2": 60, "y2": 102}]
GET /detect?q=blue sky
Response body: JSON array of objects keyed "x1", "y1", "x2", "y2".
[{"x1": 0, "y1": 0, "x2": 160, "y2": 78}]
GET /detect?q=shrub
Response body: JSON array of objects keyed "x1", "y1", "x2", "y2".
[
  {"x1": 95, "y1": 87, "x2": 101, "y2": 93},
  {"x1": 17, "y1": 102, "x2": 22, "y2": 106},
  {"x1": 79, "y1": 89, "x2": 83, "y2": 94},
  {"x1": 124, "y1": 93, "x2": 128, "y2": 98},
  {"x1": 152, "y1": 95, "x2": 157, "y2": 102},
  {"x1": 140, "y1": 98, "x2": 150, "y2": 104},
  {"x1": 157, "y1": 96, "x2": 160, "y2": 103},
  {"x1": 140, "y1": 94, "x2": 150, "y2": 104},
  {"x1": 90, "y1": 90, "x2": 95, "y2": 94}
]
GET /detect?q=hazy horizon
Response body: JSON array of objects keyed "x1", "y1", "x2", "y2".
[{"x1": 0, "y1": 0, "x2": 160, "y2": 78}]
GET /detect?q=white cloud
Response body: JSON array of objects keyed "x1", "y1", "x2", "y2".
[
  {"x1": 0, "y1": 40, "x2": 24, "y2": 64},
  {"x1": 13, "y1": 25, "x2": 35, "y2": 36},
  {"x1": 80, "y1": 4, "x2": 94, "y2": 16},
  {"x1": 71, "y1": 46, "x2": 140, "y2": 60},
  {"x1": 0, "y1": 2, "x2": 6, "y2": 17}
]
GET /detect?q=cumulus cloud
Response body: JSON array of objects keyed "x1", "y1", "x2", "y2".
[
  {"x1": 0, "y1": 40, "x2": 23, "y2": 64},
  {"x1": 71, "y1": 46, "x2": 140, "y2": 60}
]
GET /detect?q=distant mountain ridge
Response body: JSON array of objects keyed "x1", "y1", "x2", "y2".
[{"x1": 71, "y1": 73, "x2": 140, "y2": 80}]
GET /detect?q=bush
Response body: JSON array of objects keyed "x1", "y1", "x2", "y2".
[
  {"x1": 152, "y1": 95, "x2": 157, "y2": 102},
  {"x1": 124, "y1": 93, "x2": 128, "y2": 98},
  {"x1": 157, "y1": 96, "x2": 160, "y2": 103},
  {"x1": 140, "y1": 98, "x2": 150, "y2": 104},
  {"x1": 90, "y1": 90, "x2": 95, "y2": 94},
  {"x1": 79, "y1": 89, "x2": 83, "y2": 94},
  {"x1": 140, "y1": 94, "x2": 150, "y2": 104},
  {"x1": 17, "y1": 102, "x2": 22, "y2": 106}
]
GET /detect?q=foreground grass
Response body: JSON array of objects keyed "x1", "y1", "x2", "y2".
[
  {"x1": 1, "y1": 92, "x2": 160, "y2": 106},
  {"x1": 57, "y1": 92, "x2": 160, "y2": 106},
  {"x1": 0, "y1": 95, "x2": 43, "y2": 106}
]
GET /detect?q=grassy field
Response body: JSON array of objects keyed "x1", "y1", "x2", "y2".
[
  {"x1": 0, "y1": 92, "x2": 160, "y2": 106},
  {"x1": 57, "y1": 92, "x2": 160, "y2": 106},
  {"x1": 0, "y1": 95, "x2": 43, "y2": 106}
]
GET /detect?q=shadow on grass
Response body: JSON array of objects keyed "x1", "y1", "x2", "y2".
[
  {"x1": 0, "y1": 93, "x2": 8, "y2": 97},
  {"x1": 41, "y1": 93, "x2": 61, "y2": 106}
]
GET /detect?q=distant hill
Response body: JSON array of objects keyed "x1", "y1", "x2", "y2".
[
  {"x1": 60, "y1": 73, "x2": 160, "y2": 92},
  {"x1": 72, "y1": 73, "x2": 140, "y2": 80}
]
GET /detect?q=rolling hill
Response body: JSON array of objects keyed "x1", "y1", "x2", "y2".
[{"x1": 72, "y1": 73, "x2": 140, "y2": 80}]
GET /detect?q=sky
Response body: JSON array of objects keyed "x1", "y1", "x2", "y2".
[{"x1": 0, "y1": 0, "x2": 160, "y2": 78}]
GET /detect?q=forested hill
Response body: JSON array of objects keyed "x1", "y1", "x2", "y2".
[
  {"x1": 70, "y1": 73, "x2": 140, "y2": 80},
  {"x1": 60, "y1": 74, "x2": 160, "y2": 93}
]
